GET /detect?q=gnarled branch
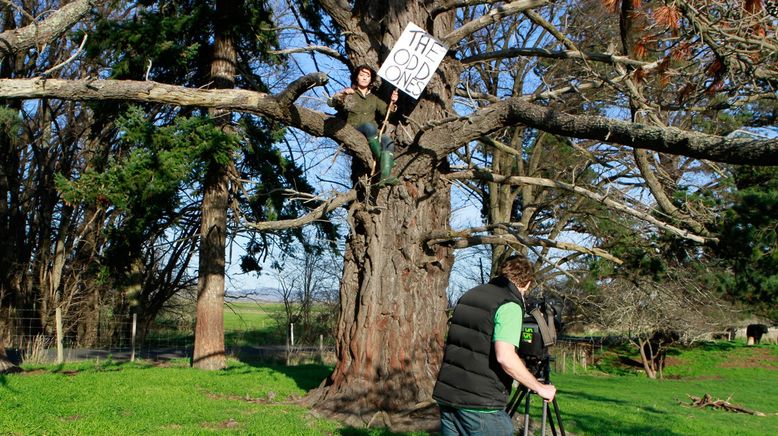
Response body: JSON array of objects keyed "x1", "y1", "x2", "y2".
[
  {"x1": 425, "y1": 226, "x2": 623, "y2": 264},
  {"x1": 274, "y1": 72, "x2": 329, "y2": 107},
  {"x1": 421, "y1": 97, "x2": 778, "y2": 166},
  {"x1": 0, "y1": 77, "x2": 374, "y2": 164},
  {"x1": 242, "y1": 189, "x2": 356, "y2": 231},
  {"x1": 461, "y1": 47, "x2": 648, "y2": 67},
  {"x1": 271, "y1": 46, "x2": 347, "y2": 64}
]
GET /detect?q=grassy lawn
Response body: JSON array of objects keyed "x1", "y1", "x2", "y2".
[
  {"x1": 0, "y1": 359, "x2": 345, "y2": 435},
  {"x1": 550, "y1": 342, "x2": 778, "y2": 436},
  {"x1": 1, "y1": 342, "x2": 775, "y2": 435}
]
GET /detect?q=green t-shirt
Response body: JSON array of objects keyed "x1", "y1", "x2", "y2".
[
  {"x1": 461, "y1": 302, "x2": 524, "y2": 413},
  {"x1": 493, "y1": 302, "x2": 524, "y2": 347}
]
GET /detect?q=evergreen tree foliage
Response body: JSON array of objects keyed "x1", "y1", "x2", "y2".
[
  {"x1": 56, "y1": 107, "x2": 236, "y2": 277},
  {"x1": 75, "y1": 0, "x2": 338, "y2": 278},
  {"x1": 715, "y1": 166, "x2": 778, "y2": 322}
]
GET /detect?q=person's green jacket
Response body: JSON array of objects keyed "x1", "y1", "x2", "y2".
[{"x1": 329, "y1": 89, "x2": 388, "y2": 129}]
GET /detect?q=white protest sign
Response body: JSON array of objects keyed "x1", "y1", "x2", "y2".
[{"x1": 378, "y1": 22, "x2": 448, "y2": 100}]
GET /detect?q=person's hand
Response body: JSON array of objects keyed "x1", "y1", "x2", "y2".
[
  {"x1": 535, "y1": 384, "x2": 556, "y2": 402},
  {"x1": 390, "y1": 89, "x2": 398, "y2": 103}
]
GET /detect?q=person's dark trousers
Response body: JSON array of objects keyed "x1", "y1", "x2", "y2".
[
  {"x1": 355, "y1": 123, "x2": 394, "y2": 154},
  {"x1": 356, "y1": 123, "x2": 398, "y2": 184},
  {"x1": 439, "y1": 404, "x2": 514, "y2": 436}
]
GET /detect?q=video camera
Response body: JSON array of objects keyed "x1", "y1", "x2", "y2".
[
  {"x1": 509, "y1": 299, "x2": 567, "y2": 435},
  {"x1": 517, "y1": 300, "x2": 562, "y2": 365}
]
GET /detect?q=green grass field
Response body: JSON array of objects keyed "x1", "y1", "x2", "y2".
[
  {"x1": 0, "y1": 359, "x2": 344, "y2": 435},
  {"x1": 549, "y1": 342, "x2": 778, "y2": 435},
  {"x1": 144, "y1": 301, "x2": 289, "y2": 348},
  {"x1": 1, "y1": 342, "x2": 775, "y2": 435},
  {"x1": 223, "y1": 301, "x2": 288, "y2": 346}
]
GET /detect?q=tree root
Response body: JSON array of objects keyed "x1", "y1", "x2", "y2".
[{"x1": 682, "y1": 393, "x2": 765, "y2": 416}]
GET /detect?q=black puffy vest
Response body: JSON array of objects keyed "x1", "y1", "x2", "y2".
[{"x1": 432, "y1": 276, "x2": 524, "y2": 409}]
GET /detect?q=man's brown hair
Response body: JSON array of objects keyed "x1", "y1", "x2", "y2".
[{"x1": 497, "y1": 255, "x2": 533, "y2": 288}]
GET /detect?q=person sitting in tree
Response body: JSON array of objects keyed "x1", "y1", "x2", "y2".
[{"x1": 328, "y1": 64, "x2": 399, "y2": 185}]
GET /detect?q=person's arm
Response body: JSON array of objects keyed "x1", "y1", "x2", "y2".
[
  {"x1": 328, "y1": 87, "x2": 355, "y2": 107},
  {"x1": 495, "y1": 340, "x2": 556, "y2": 401}
]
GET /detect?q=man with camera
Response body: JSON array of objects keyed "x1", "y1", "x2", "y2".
[{"x1": 433, "y1": 255, "x2": 556, "y2": 435}]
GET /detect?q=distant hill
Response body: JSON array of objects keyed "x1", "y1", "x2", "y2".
[{"x1": 226, "y1": 287, "x2": 281, "y2": 303}]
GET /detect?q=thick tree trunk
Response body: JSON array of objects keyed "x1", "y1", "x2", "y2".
[
  {"x1": 305, "y1": 3, "x2": 459, "y2": 427},
  {"x1": 308, "y1": 172, "x2": 454, "y2": 426},
  {"x1": 192, "y1": 0, "x2": 236, "y2": 370},
  {"x1": 192, "y1": 161, "x2": 228, "y2": 370},
  {"x1": 0, "y1": 303, "x2": 19, "y2": 374}
]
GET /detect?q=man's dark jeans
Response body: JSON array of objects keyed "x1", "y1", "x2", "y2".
[{"x1": 439, "y1": 404, "x2": 514, "y2": 436}]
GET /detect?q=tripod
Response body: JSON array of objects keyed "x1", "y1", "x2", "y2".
[{"x1": 505, "y1": 355, "x2": 565, "y2": 436}]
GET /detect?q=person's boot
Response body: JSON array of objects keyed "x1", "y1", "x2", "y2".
[
  {"x1": 378, "y1": 151, "x2": 399, "y2": 186},
  {"x1": 367, "y1": 136, "x2": 382, "y2": 160}
]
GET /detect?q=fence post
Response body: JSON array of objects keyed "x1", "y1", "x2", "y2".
[
  {"x1": 562, "y1": 351, "x2": 566, "y2": 374},
  {"x1": 285, "y1": 329, "x2": 290, "y2": 366},
  {"x1": 130, "y1": 313, "x2": 137, "y2": 362},
  {"x1": 319, "y1": 334, "x2": 324, "y2": 362},
  {"x1": 290, "y1": 322, "x2": 295, "y2": 346},
  {"x1": 55, "y1": 307, "x2": 64, "y2": 364},
  {"x1": 573, "y1": 348, "x2": 577, "y2": 375}
]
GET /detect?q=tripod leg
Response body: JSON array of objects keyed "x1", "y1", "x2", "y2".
[
  {"x1": 551, "y1": 398, "x2": 566, "y2": 436},
  {"x1": 507, "y1": 388, "x2": 528, "y2": 417},
  {"x1": 548, "y1": 405, "x2": 558, "y2": 436},
  {"x1": 541, "y1": 401, "x2": 548, "y2": 436},
  {"x1": 523, "y1": 392, "x2": 531, "y2": 436}
]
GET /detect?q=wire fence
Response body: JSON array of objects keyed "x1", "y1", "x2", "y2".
[{"x1": 4, "y1": 309, "x2": 336, "y2": 366}]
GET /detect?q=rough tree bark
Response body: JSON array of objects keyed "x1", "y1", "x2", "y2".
[
  {"x1": 300, "y1": 2, "x2": 459, "y2": 427},
  {"x1": 192, "y1": 0, "x2": 237, "y2": 370}
]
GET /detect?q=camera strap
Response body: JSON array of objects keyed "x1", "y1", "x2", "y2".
[{"x1": 529, "y1": 307, "x2": 556, "y2": 347}]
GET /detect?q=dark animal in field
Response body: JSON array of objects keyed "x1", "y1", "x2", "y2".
[{"x1": 746, "y1": 324, "x2": 769, "y2": 345}]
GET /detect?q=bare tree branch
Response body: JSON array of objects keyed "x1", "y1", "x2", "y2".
[
  {"x1": 441, "y1": 0, "x2": 548, "y2": 47},
  {"x1": 274, "y1": 72, "x2": 329, "y2": 107},
  {"x1": 421, "y1": 97, "x2": 778, "y2": 165},
  {"x1": 0, "y1": 76, "x2": 374, "y2": 163},
  {"x1": 271, "y1": 45, "x2": 347, "y2": 64},
  {"x1": 444, "y1": 170, "x2": 713, "y2": 243},
  {"x1": 461, "y1": 47, "x2": 648, "y2": 67},
  {"x1": 242, "y1": 189, "x2": 356, "y2": 231},
  {"x1": 633, "y1": 149, "x2": 710, "y2": 237},
  {"x1": 425, "y1": 226, "x2": 623, "y2": 264},
  {"x1": 0, "y1": 0, "x2": 97, "y2": 55},
  {"x1": 432, "y1": 0, "x2": 501, "y2": 17}
]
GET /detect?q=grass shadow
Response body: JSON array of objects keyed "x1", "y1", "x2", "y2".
[
  {"x1": 695, "y1": 341, "x2": 740, "y2": 352},
  {"x1": 561, "y1": 411, "x2": 687, "y2": 436},
  {"x1": 562, "y1": 389, "x2": 633, "y2": 407},
  {"x1": 219, "y1": 356, "x2": 331, "y2": 392}
]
